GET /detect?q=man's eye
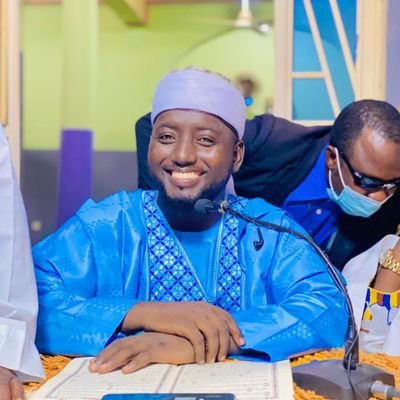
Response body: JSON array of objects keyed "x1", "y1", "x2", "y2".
[
  {"x1": 196, "y1": 137, "x2": 215, "y2": 145},
  {"x1": 158, "y1": 134, "x2": 175, "y2": 142}
]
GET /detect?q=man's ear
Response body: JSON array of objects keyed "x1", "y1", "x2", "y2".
[
  {"x1": 326, "y1": 145, "x2": 338, "y2": 170},
  {"x1": 232, "y1": 140, "x2": 245, "y2": 173}
]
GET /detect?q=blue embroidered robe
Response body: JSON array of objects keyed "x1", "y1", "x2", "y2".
[{"x1": 33, "y1": 190, "x2": 348, "y2": 361}]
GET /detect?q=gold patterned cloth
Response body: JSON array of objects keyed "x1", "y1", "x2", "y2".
[{"x1": 25, "y1": 350, "x2": 400, "y2": 400}]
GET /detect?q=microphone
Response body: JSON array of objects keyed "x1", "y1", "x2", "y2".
[
  {"x1": 194, "y1": 199, "x2": 230, "y2": 214},
  {"x1": 194, "y1": 198, "x2": 396, "y2": 400}
]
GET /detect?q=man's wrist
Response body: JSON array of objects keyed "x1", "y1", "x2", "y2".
[
  {"x1": 122, "y1": 302, "x2": 145, "y2": 331},
  {"x1": 379, "y1": 248, "x2": 400, "y2": 276},
  {"x1": 393, "y1": 241, "x2": 400, "y2": 260}
]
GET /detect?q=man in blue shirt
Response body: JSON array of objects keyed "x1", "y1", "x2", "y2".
[
  {"x1": 33, "y1": 68, "x2": 347, "y2": 373},
  {"x1": 282, "y1": 101, "x2": 400, "y2": 262},
  {"x1": 136, "y1": 100, "x2": 400, "y2": 269}
]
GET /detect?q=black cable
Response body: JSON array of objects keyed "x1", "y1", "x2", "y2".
[{"x1": 219, "y1": 201, "x2": 361, "y2": 393}]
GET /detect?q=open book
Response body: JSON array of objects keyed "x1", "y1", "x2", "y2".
[{"x1": 30, "y1": 358, "x2": 294, "y2": 400}]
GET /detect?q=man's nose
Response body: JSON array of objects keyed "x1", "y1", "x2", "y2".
[{"x1": 172, "y1": 138, "x2": 197, "y2": 166}]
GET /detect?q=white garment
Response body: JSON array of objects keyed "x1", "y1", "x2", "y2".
[
  {"x1": 0, "y1": 126, "x2": 44, "y2": 381},
  {"x1": 343, "y1": 234, "x2": 400, "y2": 356}
]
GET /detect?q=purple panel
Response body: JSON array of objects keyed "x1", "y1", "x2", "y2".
[
  {"x1": 57, "y1": 129, "x2": 93, "y2": 226},
  {"x1": 386, "y1": 0, "x2": 400, "y2": 107}
]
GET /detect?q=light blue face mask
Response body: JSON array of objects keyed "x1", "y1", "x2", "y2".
[{"x1": 326, "y1": 149, "x2": 393, "y2": 218}]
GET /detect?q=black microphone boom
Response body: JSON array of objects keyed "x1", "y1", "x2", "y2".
[{"x1": 194, "y1": 198, "x2": 395, "y2": 400}]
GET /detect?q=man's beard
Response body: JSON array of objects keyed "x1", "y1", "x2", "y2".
[{"x1": 150, "y1": 173, "x2": 230, "y2": 214}]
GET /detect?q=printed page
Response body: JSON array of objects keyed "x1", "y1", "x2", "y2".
[
  {"x1": 167, "y1": 360, "x2": 294, "y2": 400},
  {"x1": 30, "y1": 357, "x2": 174, "y2": 400}
]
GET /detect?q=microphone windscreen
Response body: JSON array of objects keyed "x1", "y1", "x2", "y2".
[{"x1": 194, "y1": 199, "x2": 215, "y2": 214}]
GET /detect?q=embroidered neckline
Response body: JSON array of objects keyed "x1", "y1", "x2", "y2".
[{"x1": 143, "y1": 191, "x2": 247, "y2": 311}]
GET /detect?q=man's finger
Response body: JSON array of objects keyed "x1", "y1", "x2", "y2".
[
  {"x1": 216, "y1": 309, "x2": 245, "y2": 347},
  {"x1": 91, "y1": 340, "x2": 131, "y2": 373},
  {"x1": 10, "y1": 377, "x2": 25, "y2": 400},
  {"x1": 198, "y1": 323, "x2": 219, "y2": 363},
  {"x1": 205, "y1": 313, "x2": 231, "y2": 361},
  {"x1": 217, "y1": 323, "x2": 230, "y2": 361},
  {"x1": 88, "y1": 357, "x2": 98, "y2": 372},
  {"x1": 89, "y1": 351, "x2": 116, "y2": 373},
  {"x1": 121, "y1": 351, "x2": 152, "y2": 374},
  {"x1": 176, "y1": 324, "x2": 206, "y2": 364},
  {"x1": 96, "y1": 347, "x2": 137, "y2": 374}
]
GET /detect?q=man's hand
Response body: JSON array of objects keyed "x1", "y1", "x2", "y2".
[
  {"x1": 88, "y1": 333, "x2": 195, "y2": 374},
  {"x1": 0, "y1": 367, "x2": 25, "y2": 400},
  {"x1": 122, "y1": 301, "x2": 245, "y2": 364}
]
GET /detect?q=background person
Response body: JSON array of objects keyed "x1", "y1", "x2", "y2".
[
  {"x1": 0, "y1": 127, "x2": 44, "y2": 399},
  {"x1": 343, "y1": 234, "x2": 400, "y2": 355}
]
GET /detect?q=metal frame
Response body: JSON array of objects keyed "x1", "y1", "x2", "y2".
[
  {"x1": 355, "y1": 0, "x2": 388, "y2": 100},
  {"x1": 274, "y1": 0, "x2": 388, "y2": 122}
]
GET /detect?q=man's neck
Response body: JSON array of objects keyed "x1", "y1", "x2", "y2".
[
  {"x1": 157, "y1": 192, "x2": 225, "y2": 232},
  {"x1": 161, "y1": 204, "x2": 222, "y2": 232}
]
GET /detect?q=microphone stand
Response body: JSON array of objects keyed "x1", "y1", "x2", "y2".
[{"x1": 218, "y1": 200, "x2": 395, "y2": 400}]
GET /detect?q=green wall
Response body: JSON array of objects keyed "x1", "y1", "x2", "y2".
[{"x1": 22, "y1": 2, "x2": 274, "y2": 151}]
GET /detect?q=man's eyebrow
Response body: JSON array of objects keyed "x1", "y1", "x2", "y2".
[
  {"x1": 195, "y1": 126, "x2": 219, "y2": 133},
  {"x1": 154, "y1": 123, "x2": 178, "y2": 130},
  {"x1": 154, "y1": 123, "x2": 220, "y2": 134}
]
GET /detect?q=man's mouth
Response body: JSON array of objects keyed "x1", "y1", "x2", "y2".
[
  {"x1": 165, "y1": 169, "x2": 204, "y2": 188},
  {"x1": 170, "y1": 171, "x2": 202, "y2": 180}
]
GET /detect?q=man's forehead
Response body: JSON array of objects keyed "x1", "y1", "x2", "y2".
[
  {"x1": 348, "y1": 127, "x2": 400, "y2": 178},
  {"x1": 351, "y1": 127, "x2": 396, "y2": 154},
  {"x1": 153, "y1": 109, "x2": 228, "y2": 128}
]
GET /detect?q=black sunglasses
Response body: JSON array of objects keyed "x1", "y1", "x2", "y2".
[{"x1": 336, "y1": 148, "x2": 400, "y2": 191}]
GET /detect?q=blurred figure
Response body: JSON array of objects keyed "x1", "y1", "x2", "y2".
[
  {"x1": 343, "y1": 234, "x2": 400, "y2": 355},
  {"x1": 0, "y1": 127, "x2": 44, "y2": 399}
]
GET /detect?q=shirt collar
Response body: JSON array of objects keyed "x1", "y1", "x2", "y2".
[{"x1": 285, "y1": 147, "x2": 329, "y2": 202}]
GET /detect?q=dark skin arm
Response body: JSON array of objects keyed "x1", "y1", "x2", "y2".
[
  {"x1": 121, "y1": 301, "x2": 245, "y2": 364},
  {"x1": 373, "y1": 239, "x2": 400, "y2": 292},
  {"x1": 89, "y1": 332, "x2": 241, "y2": 374},
  {"x1": 0, "y1": 367, "x2": 25, "y2": 400}
]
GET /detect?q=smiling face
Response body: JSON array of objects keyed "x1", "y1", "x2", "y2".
[
  {"x1": 326, "y1": 127, "x2": 400, "y2": 202},
  {"x1": 148, "y1": 109, "x2": 244, "y2": 209}
]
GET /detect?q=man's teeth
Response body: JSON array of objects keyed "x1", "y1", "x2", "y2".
[{"x1": 171, "y1": 171, "x2": 200, "y2": 179}]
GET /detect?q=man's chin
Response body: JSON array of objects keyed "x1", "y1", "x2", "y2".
[
  {"x1": 162, "y1": 194, "x2": 199, "y2": 213},
  {"x1": 163, "y1": 187, "x2": 203, "y2": 203},
  {"x1": 170, "y1": 193, "x2": 198, "y2": 202}
]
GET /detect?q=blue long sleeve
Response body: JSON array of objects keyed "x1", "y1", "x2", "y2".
[
  {"x1": 232, "y1": 211, "x2": 347, "y2": 361},
  {"x1": 33, "y1": 191, "x2": 347, "y2": 360},
  {"x1": 33, "y1": 197, "x2": 141, "y2": 356}
]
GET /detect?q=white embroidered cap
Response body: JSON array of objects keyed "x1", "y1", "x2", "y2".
[{"x1": 151, "y1": 68, "x2": 246, "y2": 139}]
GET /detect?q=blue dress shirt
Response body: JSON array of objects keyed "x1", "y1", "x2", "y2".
[
  {"x1": 282, "y1": 147, "x2": 341, "y2": 248},
  {"x1": 33, "y1": 190, "x2": 348, "y2": 359}
]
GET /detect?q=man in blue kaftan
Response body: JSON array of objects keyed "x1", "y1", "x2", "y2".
[{"x1": 33, "y1": 68, "x2": 348, "y2": 374}]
